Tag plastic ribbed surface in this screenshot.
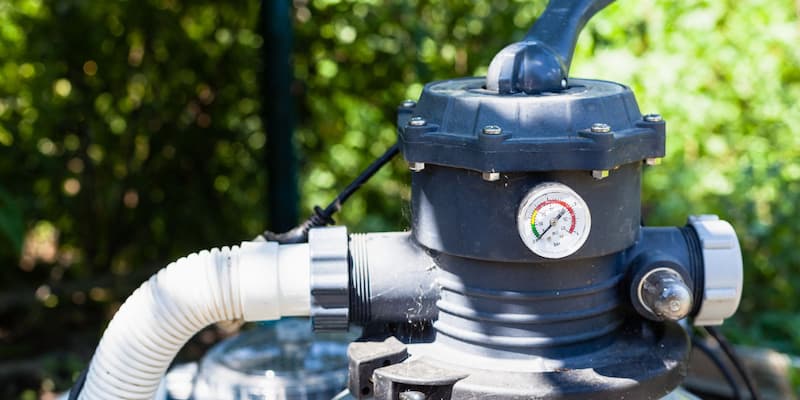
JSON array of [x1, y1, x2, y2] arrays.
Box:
[[79, 245, 273, 400], [349, 233, 371, 323], [680, 226, 705, 316], [432, 253, 624, 358], [309, 227, 350, 331], [687, 215, 743, 326]]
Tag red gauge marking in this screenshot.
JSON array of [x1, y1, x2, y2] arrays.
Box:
[[530, 199, 576, 238]]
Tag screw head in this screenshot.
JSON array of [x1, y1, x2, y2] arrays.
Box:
[[401, 99, 417, 108], [590, 123, 611, 133], [482, 171, 500, 181], [408, 162, 425, 172], [408, 116, 426, 127], [643, 113, 663, 123], [592, 170, 610, 180], [482, 125, 502, 135]]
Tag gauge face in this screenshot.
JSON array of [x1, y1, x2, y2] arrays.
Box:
[[517, 183, 591, 259]]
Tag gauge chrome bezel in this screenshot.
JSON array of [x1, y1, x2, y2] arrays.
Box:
[[517, 182, 592, 259]]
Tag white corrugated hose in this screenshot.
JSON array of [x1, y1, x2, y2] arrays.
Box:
[[78, 241, 311, 400]]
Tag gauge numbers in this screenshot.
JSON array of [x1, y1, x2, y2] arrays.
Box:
[[517, 183, 591, 259]]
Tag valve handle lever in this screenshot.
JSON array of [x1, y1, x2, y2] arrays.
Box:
[[486, 0, 614, 94]]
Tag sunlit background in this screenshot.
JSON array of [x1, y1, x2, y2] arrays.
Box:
[[0, 0, 799, 398]]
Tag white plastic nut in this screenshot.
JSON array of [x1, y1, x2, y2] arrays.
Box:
[[688, 215, 743, 326]]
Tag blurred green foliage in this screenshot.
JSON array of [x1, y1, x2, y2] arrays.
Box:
[[0, 0, 799, 397]]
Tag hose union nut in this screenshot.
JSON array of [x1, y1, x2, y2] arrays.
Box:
[[309, 226, 350, 331], [687, 215, 744, 326]]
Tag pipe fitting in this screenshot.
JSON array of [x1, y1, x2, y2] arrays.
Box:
[[309, 226, 350, 331], [625, 230, 698, 323], [348, 232, 438, 325], [626, 219, 742, 326], [686, 215, 743, 326], [76, 241, 311, 400]]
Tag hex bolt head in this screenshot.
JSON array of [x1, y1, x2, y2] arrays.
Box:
[[401, 99, 417, 108], [645, 158, 662, 166], [408, 116, 427, 127], [638, 268, 693, 321], [590, 123, 611, 133], [482, 171, 500, 181], [408, 162, 425, 172], [592, 170, 610, 180], [643, 113, 663, 123], [482, 125, 502, 135]]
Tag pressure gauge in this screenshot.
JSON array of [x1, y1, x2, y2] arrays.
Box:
[[517, 183, 591, 259]]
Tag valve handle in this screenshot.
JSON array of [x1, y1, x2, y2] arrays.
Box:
[[486, 0, 614, 94]]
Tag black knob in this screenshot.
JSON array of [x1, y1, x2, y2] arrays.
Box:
[[486, 0, 614, 94]]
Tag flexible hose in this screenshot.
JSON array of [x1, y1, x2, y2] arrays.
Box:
[[691, 335, 742, 400], [77, 241, 310, 400]]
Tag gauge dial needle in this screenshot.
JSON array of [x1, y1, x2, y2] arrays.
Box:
[[537, 209, 567, 241]]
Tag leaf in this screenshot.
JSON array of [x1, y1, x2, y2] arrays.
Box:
[[0, 186, 24, 255]]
